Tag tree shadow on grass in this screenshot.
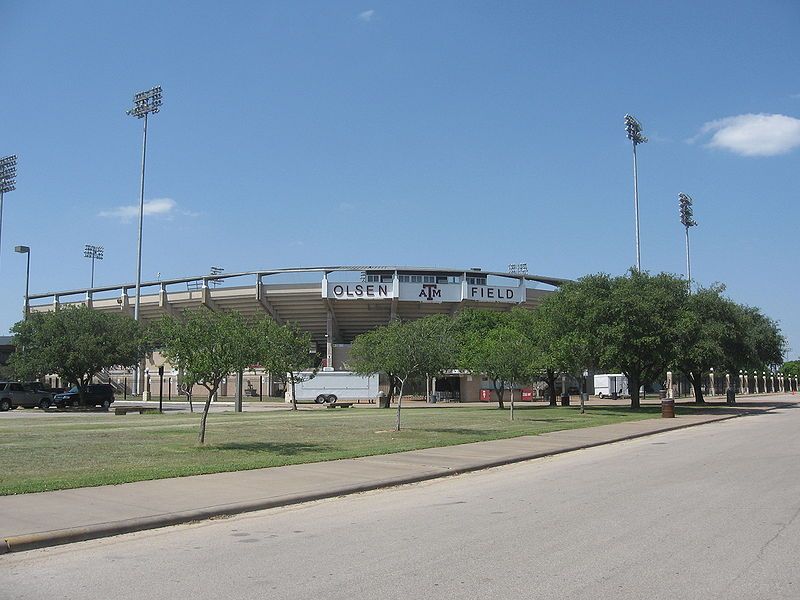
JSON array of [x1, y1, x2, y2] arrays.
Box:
[[421, 428, 496, 436], [205, 442, 331, 455]]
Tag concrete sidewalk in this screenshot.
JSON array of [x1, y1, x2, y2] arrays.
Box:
[[1, 401, 794, 554]]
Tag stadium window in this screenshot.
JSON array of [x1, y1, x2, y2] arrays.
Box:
[[411, 275, 422, 283], [399, 275, 410, 282], [366, 275, 380, 282], [423, 275, 435, 283], [380, 275, 393, 283]]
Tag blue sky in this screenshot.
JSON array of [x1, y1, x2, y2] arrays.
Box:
[[1, 0, 799, 357]]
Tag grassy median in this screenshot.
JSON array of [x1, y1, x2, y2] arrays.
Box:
[[0, 405, 667, 495]]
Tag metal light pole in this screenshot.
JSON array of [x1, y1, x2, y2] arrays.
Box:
[[14, 245, 30, 319], [84, 244, 104, 288], [679, 193, 697, 291], [127, 85, 162, 395], [0, 155, 18, 271], [624, 115, 647, 271]]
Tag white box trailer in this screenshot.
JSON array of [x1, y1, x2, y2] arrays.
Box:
[[593, 374, 629, 398], [286, 371, 380, 404]]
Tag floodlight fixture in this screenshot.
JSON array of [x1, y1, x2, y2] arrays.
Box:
[[624, 114, 647, 145], [508, 263, 528, 276], [624, 115, 647, 271], [209, 266, 225, 287], [84, 244, 105, 287], [679, 193, 697, 227], [0, 154, 19, 270], [126, 86, 163, 119]]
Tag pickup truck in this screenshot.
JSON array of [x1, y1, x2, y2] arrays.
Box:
[[0, 381, 55, 411]]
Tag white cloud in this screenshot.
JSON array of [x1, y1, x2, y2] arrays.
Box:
[[692, 113, 800, 156], [358, 9, 375, 22], [99, 197, 178, 221]]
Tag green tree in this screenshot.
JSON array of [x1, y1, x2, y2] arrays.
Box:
[[155, 309, 256, 444], [553, 271, 688, 409], [781, 360, 800, 379], [738, 305, 786, 370], [350, 315, 456, 430], [511, 302, 590, 406], [254, 319, 316, 411], [672, 286, 746, 403], [9, 306, 150, 406], [456, 309, 513, 409]]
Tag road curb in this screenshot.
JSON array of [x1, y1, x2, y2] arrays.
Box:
[[2, 405, 792, 554]]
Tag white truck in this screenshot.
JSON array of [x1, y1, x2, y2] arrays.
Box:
[[593, 374, 629, 399], [286, 371, 380, 404]]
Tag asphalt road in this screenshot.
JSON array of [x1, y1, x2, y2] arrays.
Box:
[[2, 406, 798, 600]]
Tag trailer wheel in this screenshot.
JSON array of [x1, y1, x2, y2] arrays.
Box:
[[325, 395, 337, 404], [315, 395, 327, 404]]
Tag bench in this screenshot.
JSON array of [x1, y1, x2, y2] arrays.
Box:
[[114, 406, 149, 415], [325, 402, 353, 409]]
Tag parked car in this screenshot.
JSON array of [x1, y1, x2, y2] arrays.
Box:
[[0, 381, 55, 411], [53, 384, 115, 410]]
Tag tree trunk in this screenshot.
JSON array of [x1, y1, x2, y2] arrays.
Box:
[[290, 376, 298, 411], [546, 371, 558, 406], [628, 372, 641, 409], [187, 391, 193, 413], [510, 387, 514, 421], [198, 387, 215, 445], [395, 379, 405, 431], [690, 373, 705, 404], [78, 379, 88, 407], [493, 378, 505, 409]]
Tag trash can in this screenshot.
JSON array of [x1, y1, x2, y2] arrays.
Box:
[[376, 391, 390, 409], [726, 387, 736, 405], [661, 389, 675, 418], [560, 393, 570, 406]]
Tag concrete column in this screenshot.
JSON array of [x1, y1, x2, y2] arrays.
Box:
[[754, 373, 760, 394], [709, 369, 715, 396], [725, 373, 731, 392], [762, 373, 767, 394], [326, 309, 334, 369]]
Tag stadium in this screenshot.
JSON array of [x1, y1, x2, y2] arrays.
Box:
[[28, 265, 568, 402]]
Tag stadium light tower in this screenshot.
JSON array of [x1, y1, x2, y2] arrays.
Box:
[[624, 115, 647, 271], [84, 244, 105, 288], [127, 85, 162, 396], [679, 193, 697, 291], [0, 154, 18, 270]]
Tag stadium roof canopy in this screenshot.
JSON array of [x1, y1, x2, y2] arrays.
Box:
[[29, 265, 569, 344]]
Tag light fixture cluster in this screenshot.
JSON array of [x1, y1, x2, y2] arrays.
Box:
[[0, 154, 17, 193], [508, 263, 528, 275], [84, 244, 105, 260], [126, 86, 163, 119], [679, 193, 697, 228], [624, 114, 647, 145]]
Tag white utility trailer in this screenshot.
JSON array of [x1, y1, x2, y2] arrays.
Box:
[[593, 374, 629, 398], [286, 371, 380, 404]]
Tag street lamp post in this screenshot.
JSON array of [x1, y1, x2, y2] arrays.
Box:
[[83, 244, 104, 288], [14, 245, 30, 319], [127, 85, 163, 395], [624, 115, 647, 271], [679, 193, 697, 291], [0, 155, 18, 270]]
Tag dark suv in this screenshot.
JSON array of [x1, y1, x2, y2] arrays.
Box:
[[53, 384, 115, 410]]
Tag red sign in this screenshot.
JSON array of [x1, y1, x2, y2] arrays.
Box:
[[480, 389, 492, 402], [521, 389, 533, 401]]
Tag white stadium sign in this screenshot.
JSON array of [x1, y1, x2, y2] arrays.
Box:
[[324, 281, 523, 304]]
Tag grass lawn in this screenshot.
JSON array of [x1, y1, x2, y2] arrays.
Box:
[[0, 405, 673, 495]]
